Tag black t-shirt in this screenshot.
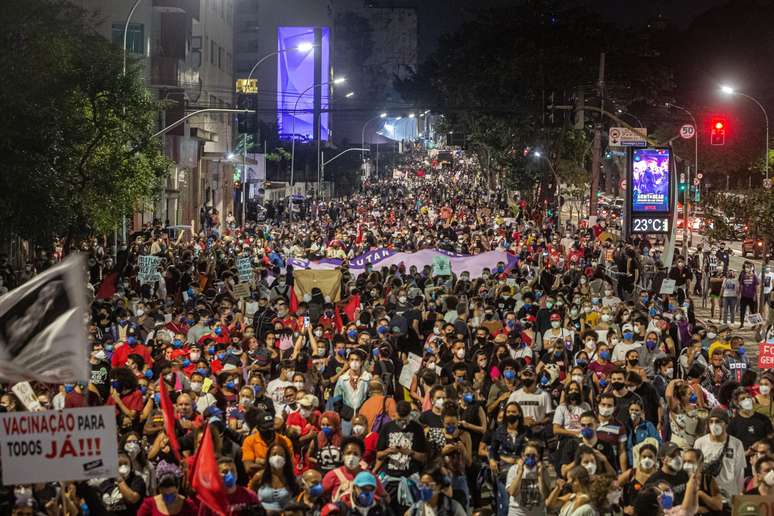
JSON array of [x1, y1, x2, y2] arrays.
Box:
[[376, 420, 428, 477], [90, 360, 111, 401], [323, 356, 347, 381], [98, 474, 146, 515], [728, 413, 774, 449], [645, 469, 689, 504], [612, 390, 643, 424], [558, 438, 619, 473]]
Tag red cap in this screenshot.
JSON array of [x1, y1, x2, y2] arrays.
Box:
[[321, 503, 341, 516]]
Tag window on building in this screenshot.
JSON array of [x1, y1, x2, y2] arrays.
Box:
[[211, 41, 217, 65], [111, 23, 144, 55]]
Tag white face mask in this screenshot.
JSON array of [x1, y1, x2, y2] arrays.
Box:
[[683, 462, 697, 475], [607, 489, 623, 506], [709, 423, 724, 436], [551, 321, 561, 329], [599, 406, 614, 417], [665, 368, 674, 379], [268, 455, 286, 469], [434, 398, 446, 410], [601, 314, 611, 322], [398, 296, 407, 304], [300, 408, 312, 418], [190, 352, 201, 362], [94, 350, 107, 361], [349, 361, 361, 371], [583, 462, 597, 475], [761, 385, 772, 395], [294, 381, 305, 391], [764, 469, 774, 487], [240, 397, 253, 407], [740, 398, 754, 411], [343, 454, 361, 470], [190, 382, 202, 393], [314, 330, 324, 338], [352, 424, 366, 436], [670, 456, 684, 471], [455, 349, 465, 359], [571, 375, 584, 384], [639, 457, 655, 470], [118, 464, 131, 478]]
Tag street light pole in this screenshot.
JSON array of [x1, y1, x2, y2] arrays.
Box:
[[666, 102, 698, 256], [361, 113, 387, 178], [320, 148, 369, 204], [533, 151, 561, 226]]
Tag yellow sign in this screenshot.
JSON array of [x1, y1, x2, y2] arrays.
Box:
[[236, 78, 257, 94]]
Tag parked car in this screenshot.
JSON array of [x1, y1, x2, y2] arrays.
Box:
[[742, 237, 770, 258]]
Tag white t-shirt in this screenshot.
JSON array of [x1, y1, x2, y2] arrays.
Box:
[[506, 464, 547, 516], [611, 341, 642, 364], [508, 388, 553, 424], [542, 328, 574, 348], [552, 402, 591, 432], [265, 378, 294, 413], [694, 433, 745, 500]]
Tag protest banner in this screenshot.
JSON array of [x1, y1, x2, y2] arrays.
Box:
[[237, 257, 253, 283], [745, 313, 764, 326], [293, 269, 342, 302], [138, 255, 161, 285], [0, 406, 118, 485], [0, 255, 90, 384], [659, 279, 676, 295], [758, 341, 774, 369]]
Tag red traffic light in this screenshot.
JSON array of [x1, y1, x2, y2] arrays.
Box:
[[710, 116, 726, 145]]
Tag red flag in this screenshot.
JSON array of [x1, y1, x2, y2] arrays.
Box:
[[389, 210, 396, 224], [356, 224, 363, 245], [289, 285, 299, 313], [191, 424, 229, 516], [334, 306, 343, 332], [158, 379, 182, 462], [343, 294, 361, 323], [95, 272, 117, 299]]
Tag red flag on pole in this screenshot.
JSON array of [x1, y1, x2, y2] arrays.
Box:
[[158, 379, 182, 462], [191, 424, 229, 516], [356, 224, 363, 245], [334, 306, 343, 332], [343, 294, 361, 323], [289, 285, 299, 313]]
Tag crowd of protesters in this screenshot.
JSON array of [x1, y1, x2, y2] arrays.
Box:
[[1, 151, 774, 516]]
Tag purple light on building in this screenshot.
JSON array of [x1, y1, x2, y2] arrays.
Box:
[[277, 26, 330, 141]]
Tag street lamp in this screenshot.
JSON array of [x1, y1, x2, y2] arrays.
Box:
[[720, 84, 769, 180], [361, 112, 389, 165], [289, 77, 346, 196], [345, 91, 355, 98], [615, 108, 643, 128], [532, 150, 562, 224], [408, 113, 416, 118]]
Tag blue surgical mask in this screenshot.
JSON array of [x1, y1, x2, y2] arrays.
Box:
[[503, 370, 516, 381], [581, 427, 594, 440], [162, 493, 177, 505], [309, 482, 324, 497], [357, 490, 374, 507], [419, 485, 434, 502], [223, 471, 236, 488], [463, 393, 474, 404]]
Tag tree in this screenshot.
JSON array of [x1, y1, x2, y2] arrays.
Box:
[[0, 0, 169, 246]]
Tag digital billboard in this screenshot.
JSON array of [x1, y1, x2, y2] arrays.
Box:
[[631, 147, 670, 213], [277, 26, 330, 141]]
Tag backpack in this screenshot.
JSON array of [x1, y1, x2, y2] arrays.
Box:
[[331, 468, 353, 503], [371, 395, 392, 433]]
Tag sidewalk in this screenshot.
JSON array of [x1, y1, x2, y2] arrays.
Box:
[[692, 298, 762, 370]]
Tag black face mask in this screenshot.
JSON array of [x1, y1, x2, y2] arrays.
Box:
[[505, 414, 520, 425], [611, 382, 625, 391], [567, 392, 581, 404], [521, 377, 535, 387], [628, 359, 639, 366], [259, 428, 275, 441]]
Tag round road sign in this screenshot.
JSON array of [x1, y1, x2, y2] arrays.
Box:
[[697, 173, 703, 179], [680, 124, 696, 139], [693, 178, 700, 186], [619, 179, 626, 190], [764, 178, 772, 190]]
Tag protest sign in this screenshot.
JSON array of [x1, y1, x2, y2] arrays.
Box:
[[0, 255, 90, 384], [745, 313, 764, 326], [237, 257, 253, 283], [232, 283, 250, 299], [0, 406, 118, 485], [138, 255, 161, 285], [432, 255, 452, 276], [758, 341, 774, 369], [659, 279, 676, 295], [11, 381, 43, 412], [398, 353, 423, 389]]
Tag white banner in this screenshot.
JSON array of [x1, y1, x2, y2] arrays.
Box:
[[0, 255, 89, 384], [0, 406, 119, 485], [237, 257, 253, 283], [138, 255, 161, 285]]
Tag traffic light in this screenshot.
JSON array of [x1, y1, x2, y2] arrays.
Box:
[[679, 182, 687, 192], [710, 117, 726, 145]]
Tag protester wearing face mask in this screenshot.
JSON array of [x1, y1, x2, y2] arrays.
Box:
[[746, 455, 774, 496], [680, 448, 724, 515], [553, 381, 591, 439], [631, 474, 700, 516], [306, 411, 344, 475], [242, 409, 295, 476], [504, 441, 553, 516], [332, 348, 372, 415], [618, 443, 658, 512], [546, 465, 596, 516], [252, 443, 298, 513], [694, 407, 745, 501], [489, 402, 527, 516], [644, 443, 690, 505], [332, 471, 391, 515], [754, 372, 774, 419], [406, 469, 467, 516], [199, 457, 259, 515], [507, 366, 553, 435], [728, 388, 773, 449], [137, 461, 196, 515], [357, 379, 398, 435], [666, 382, 701, 449], [323, 437, 385, 503]]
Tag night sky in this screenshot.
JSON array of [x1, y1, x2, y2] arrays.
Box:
[[417, 0, 729, 59]]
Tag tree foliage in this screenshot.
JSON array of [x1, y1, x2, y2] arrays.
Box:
[[0, 0, 169, 245], [702, 190, 774, 246]]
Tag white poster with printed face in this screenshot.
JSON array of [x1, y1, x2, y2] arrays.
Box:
[[0, 406, 118, 485]]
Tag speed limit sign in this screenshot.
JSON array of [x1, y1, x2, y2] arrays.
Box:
[[680, 124, 696, 139]]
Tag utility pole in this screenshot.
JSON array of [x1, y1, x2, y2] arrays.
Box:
[[589, 52, 605, 217]]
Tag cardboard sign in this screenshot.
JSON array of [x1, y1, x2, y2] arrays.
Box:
[[659, 279, 676, 295], [758, 341, 774, 369], [0, 406, 118, 485], [11, 382, 42, 412], [138, 255, 161, 285], [432, 255, 452, 276], [237, 257, 253, 283], [745, 313, 764, 326], [232, 282, 250, 299]]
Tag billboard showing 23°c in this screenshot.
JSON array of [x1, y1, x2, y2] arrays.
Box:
[[631, 147, 671, 213]]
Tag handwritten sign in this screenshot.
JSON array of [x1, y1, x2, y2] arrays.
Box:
[[138, 255, 161, 285], [659, 279, 676, 295], [233, 282, 250, 299], [746, 313, 764, 326], [0, 406, 118, 485], [237, 257, 253, 283], [759, 342, 774, 369], [432, 255, 452, 277]]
